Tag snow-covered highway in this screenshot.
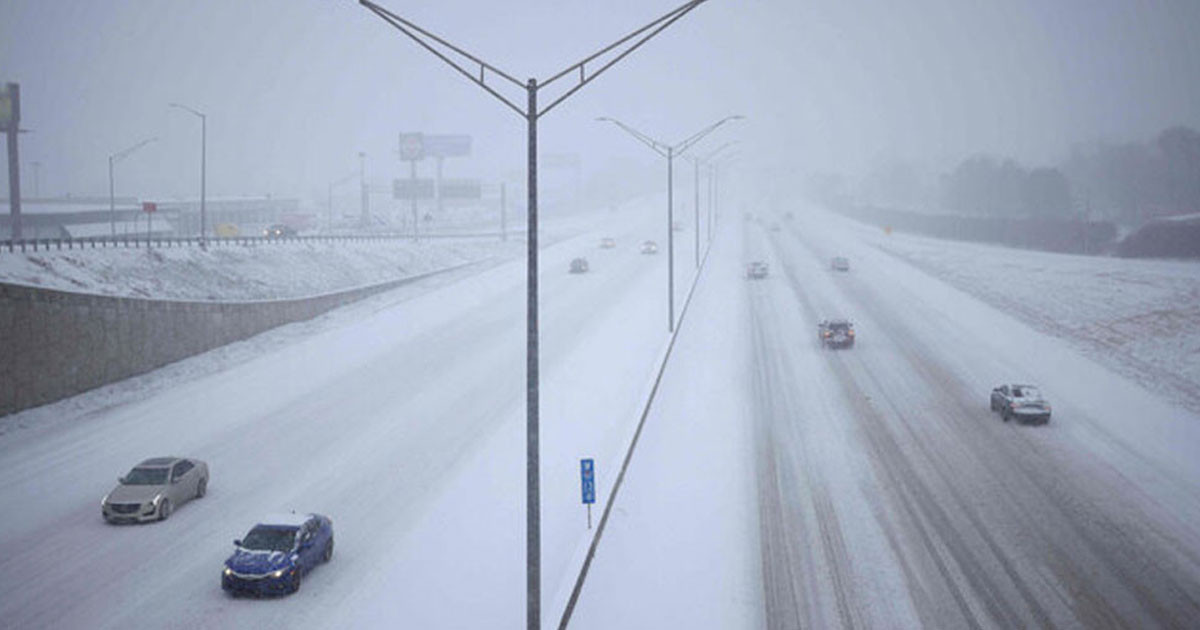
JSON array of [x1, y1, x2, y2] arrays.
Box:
[[3, 198, 1200, 629], [0, 201, 695, 628], [745, 211, 1200, 628]]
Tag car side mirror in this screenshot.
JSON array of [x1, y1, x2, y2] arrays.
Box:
[[233, 539, 242, 547], [118, 476, 126, 485]]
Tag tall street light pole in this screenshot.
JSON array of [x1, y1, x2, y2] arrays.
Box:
[[168, 103, 207, 246], [357, 2, 713, 628], [688, 140, 736, 267], [596, 115, 743, 331], [108, 137, 157, 238]]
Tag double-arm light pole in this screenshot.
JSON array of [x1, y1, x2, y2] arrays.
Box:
[[356, 2, 712, 628], [596, 115, 742, 331], [168, 103, 207, 245], [689, 140, 736, 267], [108, 138, 157, 238]]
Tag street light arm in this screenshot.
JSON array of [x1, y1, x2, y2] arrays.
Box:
[[673, 115, 743, 156], [168, 102, 205, 119], [697, 140, 738, 164], [111, 137, 158, 163], [359, 0, 526, 117], [536, 0, 709, 118], [596, 117, 669, 158]]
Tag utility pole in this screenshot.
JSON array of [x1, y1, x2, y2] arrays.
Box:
[[2, 83, 21, 239], [357, 2, 713, 627], [169, 103, 207, 246], [688, 141, 735, 267], [667, 145, 675, 327], [109, 137, 157, 239], [596, 114, 743, 331]]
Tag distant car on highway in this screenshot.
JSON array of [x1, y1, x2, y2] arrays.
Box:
[[599, 237, 616, 249], [990, 384, 1051, 425], [818, 319, 856, 349], [640, 241, 658, 255], [101, 457, 209, 523], [569, 257, 589, 273], [746, 262, 769, 279], [222, 513, 334, 596], [831, 256, 850, 271], [263, 224, 297, 238]]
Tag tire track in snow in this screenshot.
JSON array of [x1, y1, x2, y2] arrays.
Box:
[[777, 216, 1200, 629]]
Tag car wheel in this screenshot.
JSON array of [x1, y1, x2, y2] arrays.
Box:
[[323, 538, 334, 563], [159, 498, 172, 521], [196, 477, 207, 499], [290, 569, 302, 594], [1002, 409, 1010, 423]]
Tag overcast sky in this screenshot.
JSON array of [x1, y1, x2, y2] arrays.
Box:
[[2, 0, 1198, 205]]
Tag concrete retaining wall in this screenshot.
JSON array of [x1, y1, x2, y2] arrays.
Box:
[[0, 264, 469, 417]]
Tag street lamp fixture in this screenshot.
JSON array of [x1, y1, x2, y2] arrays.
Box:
[[356, 2, 713, 628], [168, 102, 207, 245], [109, 137, 157, 238], [596, 114, 743, 330]]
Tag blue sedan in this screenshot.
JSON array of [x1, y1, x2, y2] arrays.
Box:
[[222, 513, 334, 596]]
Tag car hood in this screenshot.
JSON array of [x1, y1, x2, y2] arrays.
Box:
[[106, 484, 165, 503], [225, 548, 296, 574]]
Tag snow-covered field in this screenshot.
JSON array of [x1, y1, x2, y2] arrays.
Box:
[[0, 212, 605, 301], [835, 214, 1200, 414]]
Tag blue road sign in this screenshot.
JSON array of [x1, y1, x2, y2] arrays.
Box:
[[580, 459, 595, 505]]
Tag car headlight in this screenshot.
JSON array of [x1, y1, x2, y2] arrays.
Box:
[[271, 569, 286, 578], [101, 494, 110, 508], [224, 568, 233, 577]]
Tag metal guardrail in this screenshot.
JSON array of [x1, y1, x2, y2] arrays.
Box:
[[0, 230, 520, 253]]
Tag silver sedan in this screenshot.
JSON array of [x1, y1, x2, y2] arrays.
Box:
[[101, 457, 209, 523]]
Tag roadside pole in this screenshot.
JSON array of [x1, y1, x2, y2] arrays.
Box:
[[3, 83, 22, 240]]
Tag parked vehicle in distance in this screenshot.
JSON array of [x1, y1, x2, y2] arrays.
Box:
[[818, 319, 856, 349], [222, 513, 334, 596], [569, 257, 589, 273], [640, 241, 659, 255], [831, 256, 850, 271], [263, 224, 297, 238], [101, 457, 209, 523], [599, 237, 616, 249], [746, 261, 769, 279], [990, 384, 1051, 425]]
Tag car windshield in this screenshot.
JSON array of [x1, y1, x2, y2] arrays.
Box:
[[829, 322, 851, 331], [241, 527, 297, 552], [123, 467, 168, 485]]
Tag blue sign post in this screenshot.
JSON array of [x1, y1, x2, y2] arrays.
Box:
[[580, 458, 595, 529]]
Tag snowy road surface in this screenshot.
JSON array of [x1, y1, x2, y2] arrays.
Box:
[[3, 196, 1200, 629], [0, 201, 695, 628], [745, 212, 1200, 628]]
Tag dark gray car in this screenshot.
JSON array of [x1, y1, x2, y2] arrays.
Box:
[[101, 457, 209, 523]]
